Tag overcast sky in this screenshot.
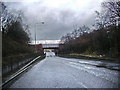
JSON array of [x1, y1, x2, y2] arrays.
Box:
[[5, 0, 104, 40]]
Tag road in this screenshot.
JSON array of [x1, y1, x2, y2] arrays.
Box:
[[10, 52, 119, 88]]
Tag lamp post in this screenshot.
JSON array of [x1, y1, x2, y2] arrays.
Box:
[[34, 24, 37, 52], [34, 21, 44, 53]]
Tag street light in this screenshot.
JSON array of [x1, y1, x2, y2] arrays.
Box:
[[35, 21, 44, 53]]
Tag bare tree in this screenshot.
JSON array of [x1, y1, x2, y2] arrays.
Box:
[[0, 2, 27, 33], [95, 0, 120, 29]]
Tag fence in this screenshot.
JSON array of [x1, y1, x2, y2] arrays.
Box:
[[2, 53, 41, 76]]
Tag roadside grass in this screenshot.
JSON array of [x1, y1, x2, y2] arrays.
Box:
[[58, 53, 119, 63], [58, 53, 120, 71], [70, 53, 101, 58]]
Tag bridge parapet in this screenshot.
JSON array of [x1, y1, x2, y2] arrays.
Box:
[[42, 44, 59, 49]]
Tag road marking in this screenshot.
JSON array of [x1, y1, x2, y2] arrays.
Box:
[[66, 73, 88, 88], [66, 63, 118, 84], [74, 78, 88, 88], [68, 61, 118, 76]]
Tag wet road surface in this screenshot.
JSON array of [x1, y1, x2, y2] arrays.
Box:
[[10, 52, 119, 88]]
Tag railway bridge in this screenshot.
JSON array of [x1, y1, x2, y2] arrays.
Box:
[[29, 40, 61, 52]]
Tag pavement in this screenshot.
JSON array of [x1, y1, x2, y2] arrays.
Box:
[[10, 52, 120, 88]]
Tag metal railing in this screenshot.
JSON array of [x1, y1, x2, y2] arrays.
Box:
[[2, 53, 41, 76]]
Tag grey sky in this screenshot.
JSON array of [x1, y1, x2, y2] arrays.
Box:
[[5, 0, 104, 40]]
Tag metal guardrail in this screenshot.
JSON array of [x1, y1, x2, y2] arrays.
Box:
[[1, 56, 41, 88], [2, 53, 41, 76]]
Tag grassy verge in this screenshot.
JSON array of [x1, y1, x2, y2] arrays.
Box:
[[58, 53, 120, 71], [58, 53, 119, 63]]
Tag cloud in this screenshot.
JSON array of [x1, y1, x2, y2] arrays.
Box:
[[5, 0, 104, 40]]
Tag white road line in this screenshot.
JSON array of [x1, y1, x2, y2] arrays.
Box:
[[68, 61, 118, 75], [67, 73, 88, 88], [66, 63, 118, 84]]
